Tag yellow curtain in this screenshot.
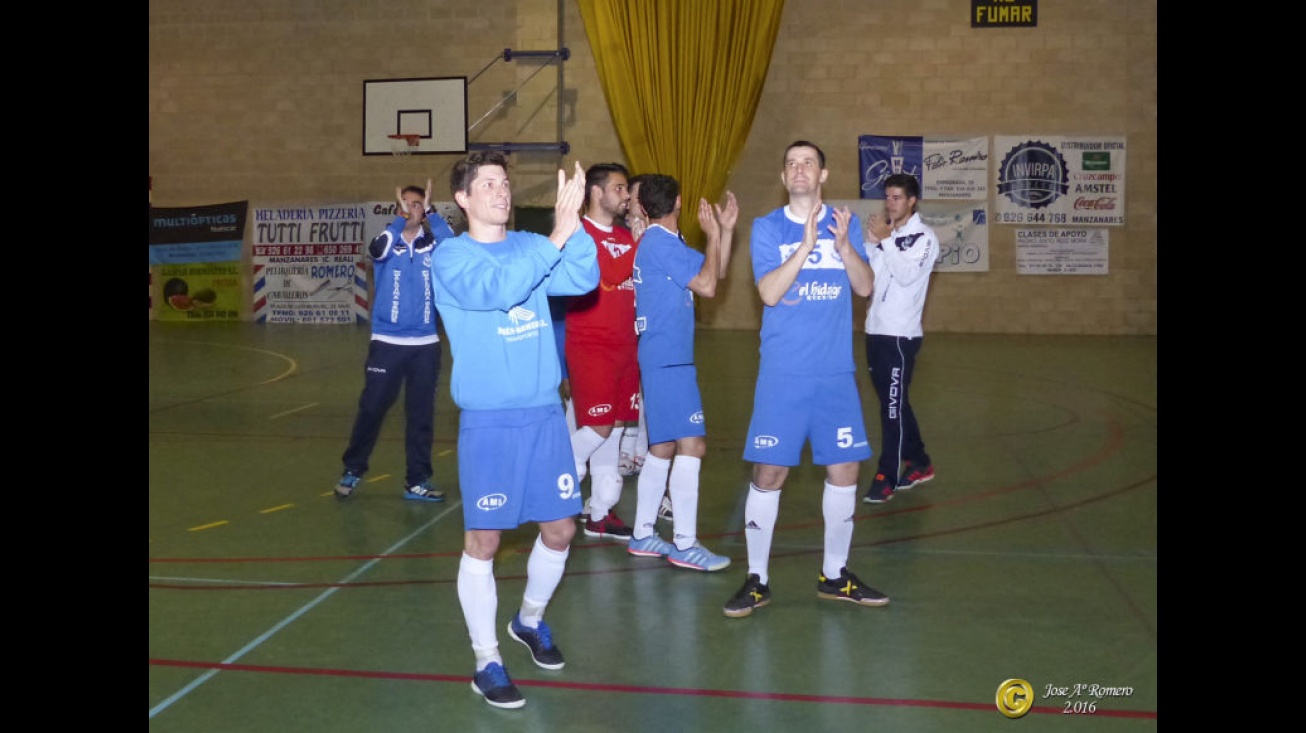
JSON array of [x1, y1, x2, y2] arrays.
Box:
[[577, 0, 784, 248]]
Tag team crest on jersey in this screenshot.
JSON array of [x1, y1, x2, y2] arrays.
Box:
[[604, 242, 632, 258], [508, 305, 536, 325]]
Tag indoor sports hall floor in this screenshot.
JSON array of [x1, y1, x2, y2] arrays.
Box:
[[148, 321, 1157, 731]]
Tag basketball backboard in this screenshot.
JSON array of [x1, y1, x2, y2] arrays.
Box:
[[363, 77, 467, 155]]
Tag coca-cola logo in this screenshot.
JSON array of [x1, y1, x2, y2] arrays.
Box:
[[1074, 197, 1116, 210]]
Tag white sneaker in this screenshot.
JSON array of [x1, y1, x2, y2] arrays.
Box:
[[657, 495, 674, 522], [618, 452, 645, 476]]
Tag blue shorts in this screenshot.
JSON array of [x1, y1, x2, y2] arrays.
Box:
[[639, 363, 705, 445], [743, 371, 872, 466], [457, 403, 583, 530]]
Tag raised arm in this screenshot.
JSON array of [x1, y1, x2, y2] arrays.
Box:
[[549, 161, 586, 250], [686, 192, 736, 298], [866, 212, 936, 286], [713, 191, 738, 279], [756, 201, 821, 306]]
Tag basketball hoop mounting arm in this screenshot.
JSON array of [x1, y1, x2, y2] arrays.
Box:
[[466, 47, 570, 155]]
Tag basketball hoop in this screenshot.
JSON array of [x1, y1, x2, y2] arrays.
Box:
[[387, 134, 421, 157]]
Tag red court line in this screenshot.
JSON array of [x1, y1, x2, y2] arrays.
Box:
[[149, 658, 1156, 720]]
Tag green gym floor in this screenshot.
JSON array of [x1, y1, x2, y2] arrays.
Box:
[[148, 322, 1157, 731]]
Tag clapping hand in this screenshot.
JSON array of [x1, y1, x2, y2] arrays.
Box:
[[829, 206, 852, 249], [550, 161, 586, 247], [715, 191, 738, 231]]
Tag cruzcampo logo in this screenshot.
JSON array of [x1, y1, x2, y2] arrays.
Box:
[[996, 678, 1034, 719], [1082, 151, 1111, 171]]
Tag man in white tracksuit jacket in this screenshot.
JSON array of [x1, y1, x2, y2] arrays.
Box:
[[862, 173, 939, 504]]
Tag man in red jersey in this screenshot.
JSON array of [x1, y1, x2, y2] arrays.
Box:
[[568, 163, 641, 541]]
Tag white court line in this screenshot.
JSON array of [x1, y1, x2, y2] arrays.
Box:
[[149, 576, 304, 586], [269, 402, 318, 420], [149, 501, 462, 720]]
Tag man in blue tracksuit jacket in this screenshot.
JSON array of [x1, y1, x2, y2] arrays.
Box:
[[336, 183, 455, 502]]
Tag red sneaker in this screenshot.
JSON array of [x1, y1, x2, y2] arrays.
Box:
[[898, 463, 935, 491], [583, 510, 633, 540]]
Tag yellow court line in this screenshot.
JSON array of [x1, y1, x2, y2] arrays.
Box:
[[260, 504, 294, 514], [153, 338, 298, 384], [188, 520, 230, 532]]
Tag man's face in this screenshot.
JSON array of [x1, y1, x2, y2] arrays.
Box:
[[781, 146, 827, 194], [884, 186, 915, 224], [457, 165, 511, 227], [401, 192, 425, 221], [596, 173, 630, 219]]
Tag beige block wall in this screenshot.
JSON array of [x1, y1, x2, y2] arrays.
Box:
[[149, 0, 1157, 335]]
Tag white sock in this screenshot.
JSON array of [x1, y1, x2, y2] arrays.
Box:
[[564, 396, 577, 434], [744, 483, 781, 585], [821, 481, 857, 579], [619, 425, 638, 458], [635, 401, 649, 454], [588, 431, 624, 518], [669, 455, 701, 550], [521, 535, 568, 625], [458, 553, 500, 670], [633, 454, 671, 540], [570, 426, 605, 480], [590, 471, 624, 521]]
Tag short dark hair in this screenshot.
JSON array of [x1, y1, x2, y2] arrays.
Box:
[[450, 151, 510, 199], [637, 174, 679, 219], [884, 172, 920, 201], [784, 140, 826, 169], [584, 163, 629, 208], [400, 184, 425, 199]]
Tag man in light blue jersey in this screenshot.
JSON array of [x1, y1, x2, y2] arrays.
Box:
[[724, 141, 888, 618], [432, 152, 598, 710]]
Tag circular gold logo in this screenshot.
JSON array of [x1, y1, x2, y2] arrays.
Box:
[[996, 678, 1034, 719]]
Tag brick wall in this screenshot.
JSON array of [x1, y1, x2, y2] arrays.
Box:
[[149, 0, 1157, 335]]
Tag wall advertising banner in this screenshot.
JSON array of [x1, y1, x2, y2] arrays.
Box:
[[250, 200, 465, 325], [1016, 228, 1109, 275], [156, 263, 243, 322], [859, 135, 923, 199], [148, 201, 247, 265], [149, 201, 247, 322], [859, 135, 989, 200], [993, 136, 1126, 226], [251, 205, 368, 324]]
